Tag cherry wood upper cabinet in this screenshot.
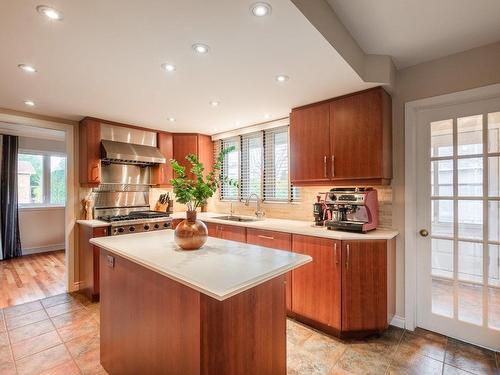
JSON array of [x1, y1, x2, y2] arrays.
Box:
[[291, 235, 341, 330], [341, 240, 388, 332], [330, 88, 392, 183], [290, 87, 392, 186], [79, 118, 101, 186], [290, 103, 331, 184], [152, 132, 173, 186], [173, 134, 213, 180]]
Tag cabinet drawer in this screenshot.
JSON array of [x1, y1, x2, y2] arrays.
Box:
[[92, 227, 109, 237], [206, 222, 218, 237], [246, 229, 291, 251], [217, 224, 246, 242]]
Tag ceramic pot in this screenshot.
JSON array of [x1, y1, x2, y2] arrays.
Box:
[[174, 210, 208, 250]]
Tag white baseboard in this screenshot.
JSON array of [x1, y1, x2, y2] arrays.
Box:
[[390, 315, 406, 329], [22, 244, 65, 255]]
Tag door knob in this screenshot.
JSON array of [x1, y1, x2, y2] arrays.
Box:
[[419, 229, 429, 237]]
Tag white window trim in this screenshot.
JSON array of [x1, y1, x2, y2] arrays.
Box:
[[18, 150, 67, 208]]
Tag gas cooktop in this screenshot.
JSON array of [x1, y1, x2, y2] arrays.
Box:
[[98, 211, 170, 223]]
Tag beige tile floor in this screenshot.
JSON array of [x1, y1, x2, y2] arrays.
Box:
[[0, 293, 498, 375]]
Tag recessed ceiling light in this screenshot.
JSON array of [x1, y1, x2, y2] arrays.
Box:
[[264, 114, 270, 119], [213, 127, 218, 132], [209, 100, 220, 107], [250, 2, 272, 17], [235, 121, 242, 126], [161, 63, 176, 72], [167, 117, 176, 122], [24, 100, 35, 107], [192, 43, 210, 54], [36, 5, 63, 20], [18, 64, 37, 73], [275, 74, 289, 83]]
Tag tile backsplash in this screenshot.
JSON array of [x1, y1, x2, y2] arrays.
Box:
[[82, 185, 392, 229], [207, 185, 393, 228]]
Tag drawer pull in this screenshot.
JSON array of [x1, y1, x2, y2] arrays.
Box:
[[323, 156, 327, 177], [334, 243, 339, 265], [257, 235, 274, 240]]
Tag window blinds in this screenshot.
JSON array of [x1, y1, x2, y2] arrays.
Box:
[[218, 126, 300, 202], [219, 137, 239, 200]]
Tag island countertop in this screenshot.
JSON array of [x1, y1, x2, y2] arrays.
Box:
[[90, 230, 311, 301]]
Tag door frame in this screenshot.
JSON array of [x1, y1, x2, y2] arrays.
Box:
[[404, 83, 500, 331], [0, 111, 78, 293]]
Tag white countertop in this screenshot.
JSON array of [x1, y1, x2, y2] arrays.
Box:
[[90, 231, 311, 301], [172, 212, 399, 240], [77, 219, 110, 228]]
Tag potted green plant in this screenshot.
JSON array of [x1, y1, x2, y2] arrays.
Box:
[[170, 147, 237, 250]]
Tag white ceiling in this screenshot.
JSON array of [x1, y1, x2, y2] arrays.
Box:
[[327, 0, 500, 69], [0, 0, 374, 134]]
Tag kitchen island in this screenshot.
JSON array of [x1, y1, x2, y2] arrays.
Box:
[[90, 230, 311, 375]]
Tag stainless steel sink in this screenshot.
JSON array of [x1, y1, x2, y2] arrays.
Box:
[[214, 215, 261, 222]]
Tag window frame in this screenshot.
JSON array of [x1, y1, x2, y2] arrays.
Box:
[[18, 149, 67, 208], [219, 126, 299, 203]]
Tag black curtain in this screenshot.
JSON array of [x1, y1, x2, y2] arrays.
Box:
[[0, 135, 22, 260]]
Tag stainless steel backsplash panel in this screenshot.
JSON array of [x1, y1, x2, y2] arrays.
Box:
[[93, 191, 149, 209], [101, 163, 151, 185]]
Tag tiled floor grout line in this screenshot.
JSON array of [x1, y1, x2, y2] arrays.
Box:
[[383, 328, 406, 374], [43, 300, 85, 375], [3, 297, 88, 375], [3, 310, 19, 375]]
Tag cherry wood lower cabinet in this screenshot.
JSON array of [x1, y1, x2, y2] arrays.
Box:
[[291, 235, 341, 332], [99, 250, 286, 375], [78, 225, 109, 301], [291, 235, 395, 338], [246, 229, 293, 312], [341, 240, 391, 333]]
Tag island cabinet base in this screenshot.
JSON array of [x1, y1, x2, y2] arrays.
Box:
[[99, 250, 286, 375]]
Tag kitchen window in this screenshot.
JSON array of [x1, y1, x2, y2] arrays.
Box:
[[18, 152, 67, 207], [219, 126, 299, 202]]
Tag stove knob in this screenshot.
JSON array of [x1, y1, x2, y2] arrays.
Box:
[[129, 226, 136, 232], [163, 222, 170, 228], [117, 227, 125, 233], [154, 223, 160, 229], [144, 224, 150, 231]]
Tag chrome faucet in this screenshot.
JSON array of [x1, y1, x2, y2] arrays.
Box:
[[245, 193, 265, 219], [229, 202, 234, 217]]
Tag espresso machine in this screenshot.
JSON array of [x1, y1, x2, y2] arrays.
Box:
[[314, 188, 379, 233]]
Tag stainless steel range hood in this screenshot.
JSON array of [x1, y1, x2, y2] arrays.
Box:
[[101, 139, 166, 165]]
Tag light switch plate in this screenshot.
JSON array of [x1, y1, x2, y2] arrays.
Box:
[[106, 255, 115, 268]]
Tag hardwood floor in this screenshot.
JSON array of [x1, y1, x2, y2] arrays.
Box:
[[0, 251, 66, 309]]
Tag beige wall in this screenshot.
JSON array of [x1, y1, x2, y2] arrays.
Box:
[[392, 41, 500, 318], [19, 207, 65, 254]]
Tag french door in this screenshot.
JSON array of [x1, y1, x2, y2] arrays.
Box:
[[416, 96, 500, 350]]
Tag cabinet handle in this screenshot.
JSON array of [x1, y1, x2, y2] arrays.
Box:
[[334, 243, 339, 265], [346, 244, 350, 269], [331, 155, 335, 177], [257, 235, 274, 240], [323, 156, 327, 177], [91, 165, 99, 181]]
